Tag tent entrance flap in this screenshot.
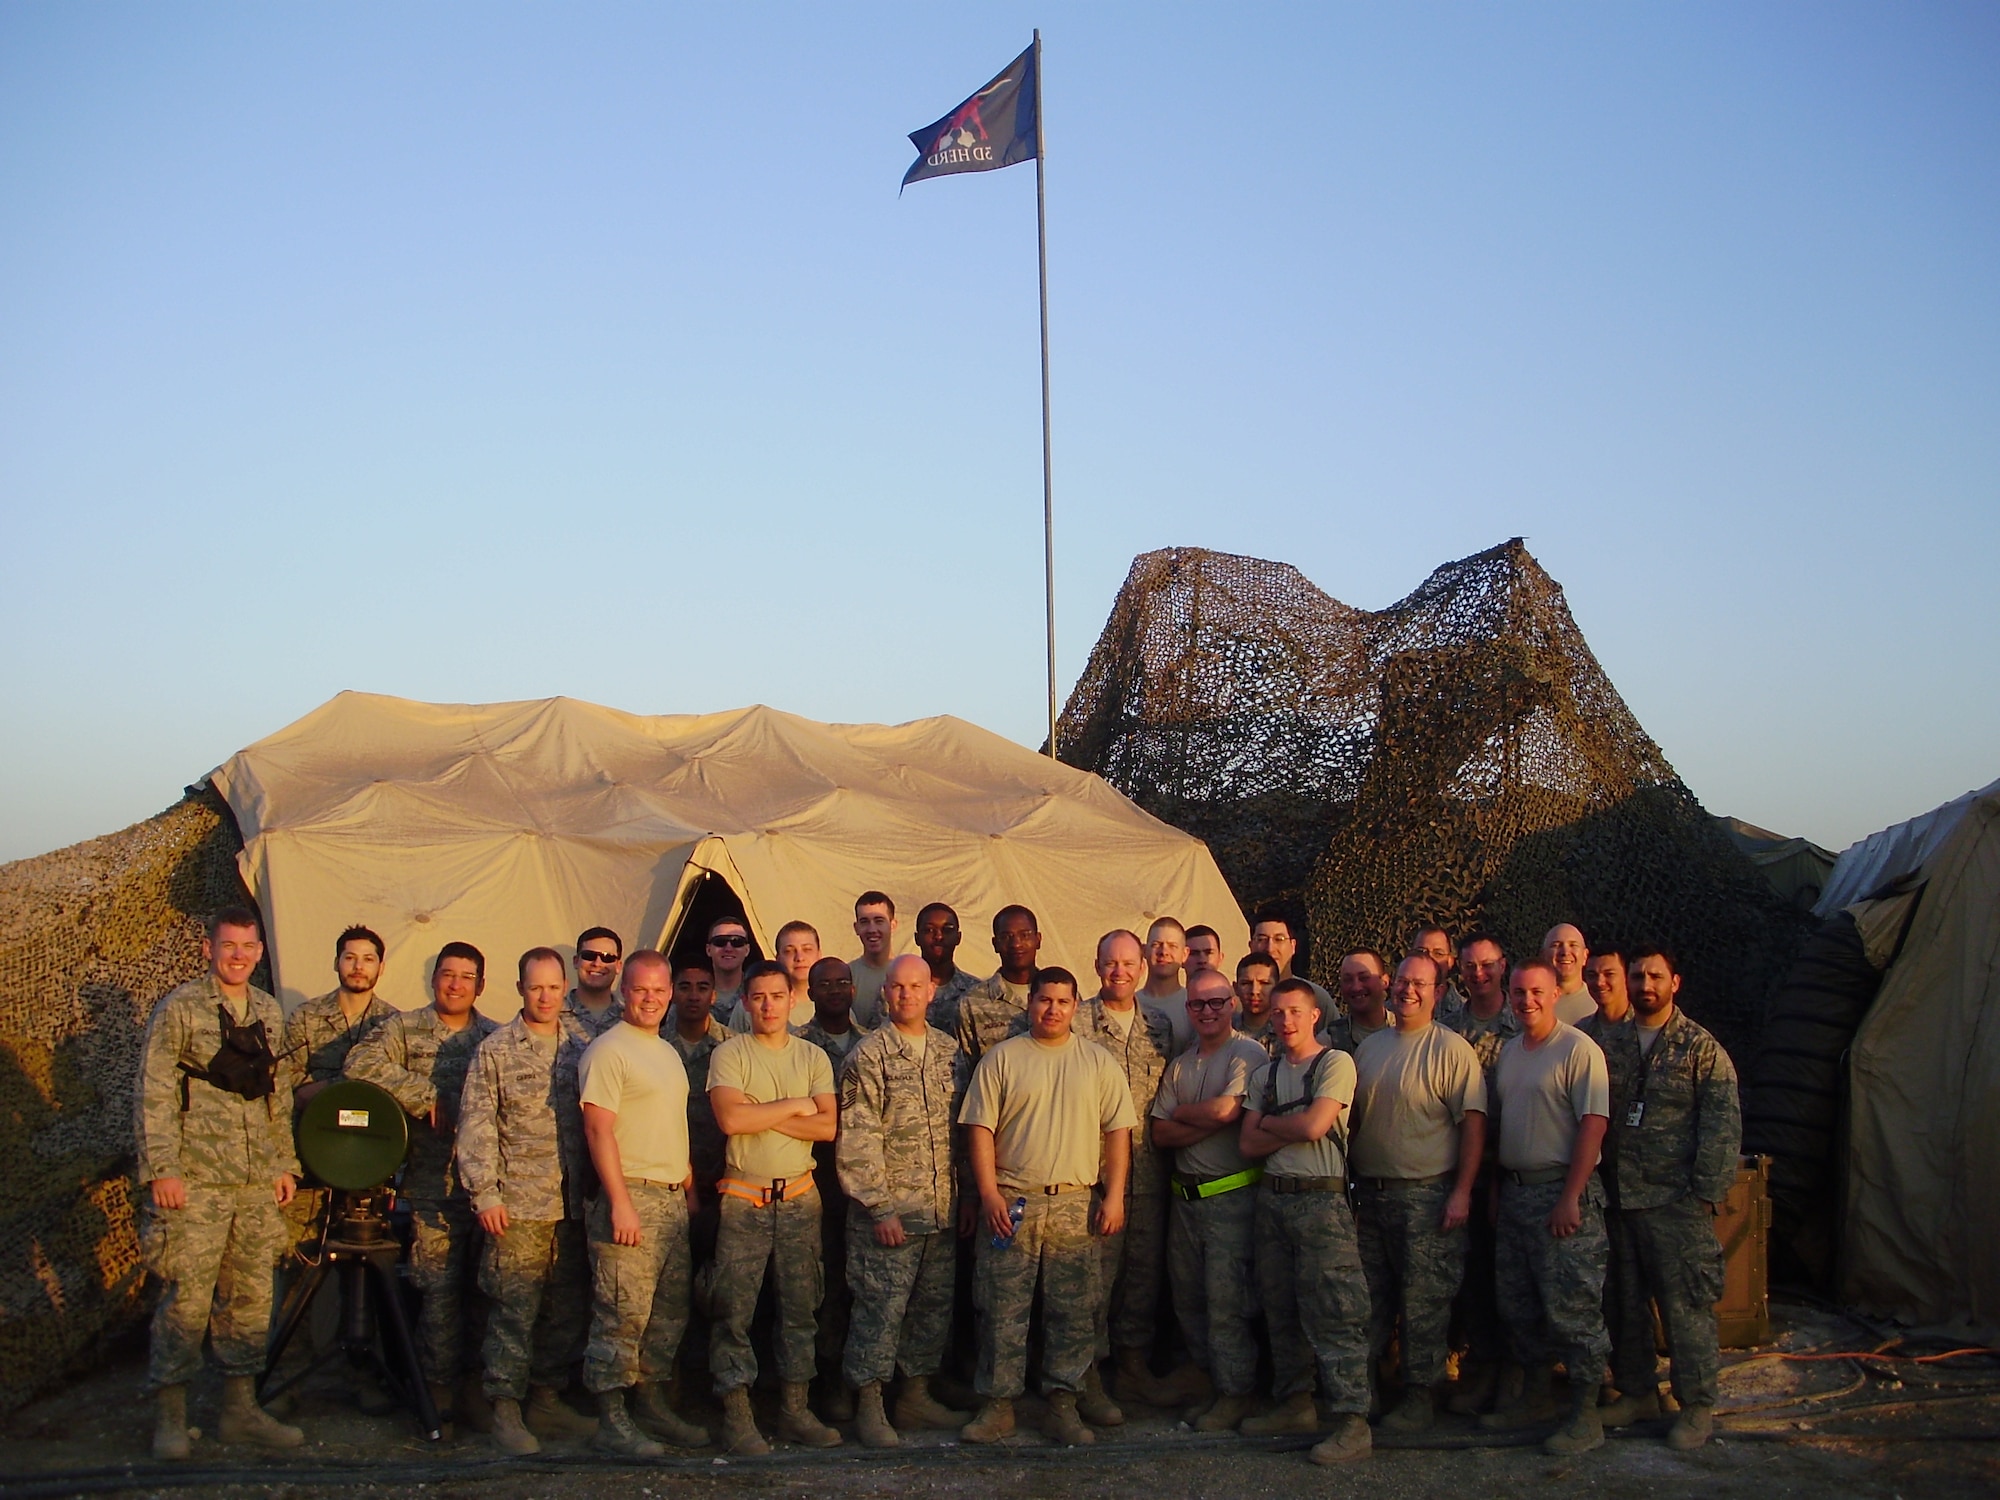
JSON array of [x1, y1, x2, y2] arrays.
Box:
[[666, 870, 763, 975], [653, 836, 767, 970]]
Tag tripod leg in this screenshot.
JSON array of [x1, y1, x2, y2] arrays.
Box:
[[259, 1256, 330, 1403], [369, 1254, 443, 1440]]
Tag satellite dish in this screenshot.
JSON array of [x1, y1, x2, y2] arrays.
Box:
[[296, 1079, 409, 1191]]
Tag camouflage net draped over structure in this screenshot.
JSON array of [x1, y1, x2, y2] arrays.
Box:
[[1057, 540, 1807, 1057], [0, 788, 254, 1412]]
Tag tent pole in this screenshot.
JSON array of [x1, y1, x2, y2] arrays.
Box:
[[1035, 28, 1057, 760]]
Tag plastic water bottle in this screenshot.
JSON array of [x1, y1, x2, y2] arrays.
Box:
[[990, 1195, 1026, 1248]]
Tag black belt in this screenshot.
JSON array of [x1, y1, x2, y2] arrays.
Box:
[[1356, 1171, 1454, 1190], [1267, 1175, 1346, 1195], [1502, 1166, 1569, 1187]]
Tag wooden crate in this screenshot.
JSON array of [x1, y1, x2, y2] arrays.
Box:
[[1714, 1154, 1773, 1347]]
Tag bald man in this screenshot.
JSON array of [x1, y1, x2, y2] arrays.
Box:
[[1541, 925, 1596, 1026]]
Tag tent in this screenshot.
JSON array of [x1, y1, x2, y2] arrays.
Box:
[[1716, 815, 1837, 911], [1828, 778, 2000, 1336], [209, 692, 1247, 1014]]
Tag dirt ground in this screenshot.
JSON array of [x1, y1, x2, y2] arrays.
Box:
[[4, 1302, 1996, 1500]]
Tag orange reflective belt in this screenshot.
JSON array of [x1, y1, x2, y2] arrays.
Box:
[[716, 1175, 815, 1207]]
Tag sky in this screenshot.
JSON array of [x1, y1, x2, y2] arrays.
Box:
[[2, 2, 1995, 864]]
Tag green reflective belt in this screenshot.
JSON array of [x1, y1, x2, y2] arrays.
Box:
[[1173, 1167, 1264, 1201]]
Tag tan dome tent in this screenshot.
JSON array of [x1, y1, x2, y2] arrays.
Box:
[[210, 692, 1246, 1014]]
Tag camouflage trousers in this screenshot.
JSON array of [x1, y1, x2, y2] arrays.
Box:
[[1356, 1175, 1468, 1387], [1612, 1196, 1726, 1407], [141, 1182, 286, 1389], [479, 1216, 590, 1399], [1253, 1185, 1371, 1413], [583, 1182, 692, 1394], [1095, 1190, 1167, 1355], [1166, 1185, 1259, 1396], [1494, 1176, 1611, 1379], [707, 1184, 822, 1392], [409, 1199, 484, 1383], [842, 1218, 956, 1388], [976, 1190, 1098, 1399]]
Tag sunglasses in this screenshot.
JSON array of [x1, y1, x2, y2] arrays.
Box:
[[709, 934, 752, 949], [1186, 998, 1232, 1012], [577, 949, 620, 965]]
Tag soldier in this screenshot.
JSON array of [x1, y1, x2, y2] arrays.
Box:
[[135, 905, 302, 1460], [1150, 969, 1269, 1431], [1575, 941, 1632, 1413], [1248, 908, 1334, 1013], [729, 921, 819, 1032], [1595, 946, 1740, 1450], [346, 940, 499, 1436], [707, 960, 840, 1453], [1239, 978, 1372, 1465], [1327, 949, 1394, 1055], [457, 948, 598, 1454], [1184, 924, 1225, 981], [578, 951, 708, 1456], [847, 891, 897, 1028], [1541, 924, 1596, 1025], [1081, 929, 1181, 1414], [666, 956, 731, 1259], [915, 901, 980, 1036], [705, 916, 755, 1027], [1410, 926, 1466, 1029], [1234, 952, 1281, 1055], [959, 966, 1135, 1446], [955, 905, 1041, 1063], [566, 927, 625, 1038], [797, 956, 865, 1421], [1480, 959, 1612, 1456], [1143, 916, 1192, 1052], [1350, 955, 1486, 1433], [1579, 948, 1632, 1036], [837, 955, 969, 1447]]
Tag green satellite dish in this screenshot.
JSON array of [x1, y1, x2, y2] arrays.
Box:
[[296, 1079, 409, 1191]]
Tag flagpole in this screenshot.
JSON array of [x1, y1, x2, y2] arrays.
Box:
[[1034, 28, 1058, 760]]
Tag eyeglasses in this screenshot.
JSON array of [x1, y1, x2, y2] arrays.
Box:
[[709, 934, 751, 949], [1187, 998, 1232, 1012], [577, 949, 620, 965]]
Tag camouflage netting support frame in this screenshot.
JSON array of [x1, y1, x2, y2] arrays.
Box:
[[0, 786, 255, 1413], [1057, 540, 1809, 1058]]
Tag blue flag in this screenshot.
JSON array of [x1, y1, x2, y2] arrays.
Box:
[[902, 44, 1039, 189]]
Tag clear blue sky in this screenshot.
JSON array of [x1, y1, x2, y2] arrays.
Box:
[[3, 3, 1995, 863]]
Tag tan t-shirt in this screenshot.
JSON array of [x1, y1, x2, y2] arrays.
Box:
[[707, 1032, 835, 1181], [1150, 986, 1192, 1053], [578, 1020, 692, 1184], [1492, 1022, 1609, 1172], [849, 956, 889, 1028], [1554, 984, 1596, 1027], [959, 1032, 1138, 1190], [1151, 1034, 1266, 1178], [1349, 1022, 1486, 1179], [1249, 1045, 1356, 1179]]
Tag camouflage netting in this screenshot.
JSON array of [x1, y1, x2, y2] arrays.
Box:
[[1057, 540, 1809, 1058], [0, 786, 255, 1413]]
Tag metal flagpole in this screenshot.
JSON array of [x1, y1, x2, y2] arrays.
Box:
[[1034, 29, 1058, 760]]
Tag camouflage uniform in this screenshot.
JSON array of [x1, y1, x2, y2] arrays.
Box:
[[456, 1014, 593, 1400], [1355, 1175, 1467, 1387], [1236, 1012, 1281, 1059], [667, 1015, 732, 1265], [344, 1005, 499, 1383], [1077, 996, 1174, 1355], [797, 1022, 866, 1389], [836, 1023, 964, 1387], [1443, 1001, 1521, 1367], [277, 989, 394, 1257], [584, 1181, 694, 1393], [709, 1187, 823, 1390], [1578, 1009, 1636, 1392], [922, 965, 981, 1039], [1324, 1013, 1393, 1056], [975, 1191, 1099, 1398], [1494, 1176, 1612, 1380], [136, 976, 297, 1390], [1599, 1009, 1739, 1408], [954, 973, 1030, 1063], [564, 986, 624, 1040]]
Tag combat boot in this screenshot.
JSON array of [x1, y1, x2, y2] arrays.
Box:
[[152, 1384, 192, 1461], [960, 1397, 1014, 1443], [1194, 1392, 1251, 1432], [1078, 1363, 1125, 1427], [1446, 1359, 1498, 1414], [592, 1389, 665, 1458], [893, 1374, 969, 1430], [525, 1384, 598, 1440], [1599, 1384, 1663, 1428], [1479, 1363, 1558, 1430], [458, 1372, 494, 1435], [777, 1381, 841, 1447], [1543, 1384, 1605, 1455], [719, 1386, 770, 1455], [631, 1380, 709, 1448], [489, 1397, 540, 1456], [1667, 1404, 1714, 1451], [219, 1375, 304, 1449], [855, 1380, 900, 1448], [1309, 1413, 1373, 1465], [1381, 1385, 1435, 1433], [1241, 1390, 1320, 1435], [1042, 1388, 1095, 1445], [1113, 1346, 1178, 1406]]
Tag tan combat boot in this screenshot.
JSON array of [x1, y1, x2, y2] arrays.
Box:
[[525, 1384, 598, 1440], [776, 1381, 841, 1447], [1309, 1413, 1373, 1465], [1113, 1346, 1177, 1406], [152, 1384, 192, 1461], [893, 1374, 970, 1430], [719, 1386, 770, 1455], [219, 1375, 304, 1449], [632, 1380, 709, 1447], [1078, 1363, 1125, 1427], [1600, 1383, 1663, 1427], [1479, 1363, 1558, 1430], [854, 1380, 900, 1448], [1543, 1384, 1605, 1455], [1667, 1404, 1714, 1450], [1241, 1390, 1320, 1435], [489, 1396, 540, 1455], [592, 1389, 665, 1458], [1042, 1388, 1095, 1445], [1194, 1392, 1252, 1432], [960, 1397, 1015, 1443], [1380, 1385, 1435, 1433]]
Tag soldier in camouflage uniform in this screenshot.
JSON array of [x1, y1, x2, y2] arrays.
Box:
[[345, 940, 499, 1434], [914, 902, 981, 1036], [836, 955, 969, 1446], [1595, 946, 1739, 1449], [953, 905, 1042, 1062], [565, 926, 625, 1038], [1481, 960, 1613, 1456], [1233, 953, 1282, 1057], [1325, 949, 1395, 1055], [1576, 945, 1634, 1412], [456, 947, 598, 1454], [959, 966, 1136, 1446], [135, 905, 303, 1459], [667, 958, 731, 1249], [797, 957, 867, 1420]]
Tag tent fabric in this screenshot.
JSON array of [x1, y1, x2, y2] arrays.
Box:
[[209, 692, 1247, 1015], [1814, 777, 2000, 918], [1841, 780, 2000, 1338], [1716, 816, 1837, 909]]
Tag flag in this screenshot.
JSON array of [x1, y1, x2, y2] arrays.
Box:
[[902, 44, 1038, 189]]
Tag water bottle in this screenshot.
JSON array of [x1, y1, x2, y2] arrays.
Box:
[[990, 1195, 1026, 1248]]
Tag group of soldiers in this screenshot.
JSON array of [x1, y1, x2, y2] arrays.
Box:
[[135, 891, 1741, 1468]]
